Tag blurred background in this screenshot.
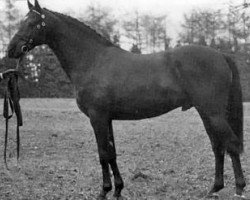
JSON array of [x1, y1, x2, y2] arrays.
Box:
[[1, 0, 250, 100]]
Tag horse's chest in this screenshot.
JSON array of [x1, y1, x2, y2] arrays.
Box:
[[76, 95, 89, 116], [75, 87, 109, 116]]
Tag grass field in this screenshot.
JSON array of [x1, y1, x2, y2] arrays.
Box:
[[0, 99, 249, 200]]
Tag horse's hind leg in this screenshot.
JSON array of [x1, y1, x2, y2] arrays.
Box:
[[198, 111, 246, 197], [228, 150, 246, 197], [199, 112, 225, 196]]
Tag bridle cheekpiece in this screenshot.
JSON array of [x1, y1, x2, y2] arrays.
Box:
[[32, 9, 46, 29]]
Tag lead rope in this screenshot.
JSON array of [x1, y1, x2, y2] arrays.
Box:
[[3, 59, 23, 169], [3, 88, 13, 169]]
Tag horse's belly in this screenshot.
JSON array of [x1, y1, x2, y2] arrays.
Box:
[[111, 94, 184, 120], [112, 106, 177, 120], [75, 76, 187, 120]]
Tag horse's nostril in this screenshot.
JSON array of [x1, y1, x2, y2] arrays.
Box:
[[21, 45, 28, 53]]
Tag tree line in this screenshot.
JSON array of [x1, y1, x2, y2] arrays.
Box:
[[179, 4, 250, 52], [0, 0, 250, 98]]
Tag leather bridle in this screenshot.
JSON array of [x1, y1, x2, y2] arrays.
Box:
[[19, 9, 46, 54]]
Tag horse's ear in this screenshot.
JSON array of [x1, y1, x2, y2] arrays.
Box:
[[27, 0, 33, 10], [34, 0, 42, 12]]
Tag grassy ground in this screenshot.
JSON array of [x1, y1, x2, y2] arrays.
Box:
[[0, 99, 249, 200]]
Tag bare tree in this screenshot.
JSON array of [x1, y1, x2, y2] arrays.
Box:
[[123, 12, 169, 52], [82, 4, 118, 41], [180, 9, 223, 45], [226, 3, 250, 45], [123, 11, 143, 51], [141, 14, 168, 52], [0, 0, 21, 56]]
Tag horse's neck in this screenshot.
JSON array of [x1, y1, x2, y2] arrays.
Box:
[[47, 21, 107, 81]]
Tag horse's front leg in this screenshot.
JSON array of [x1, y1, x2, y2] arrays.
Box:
[[108, 120, 124, 198], [89, 110, 124, 200]]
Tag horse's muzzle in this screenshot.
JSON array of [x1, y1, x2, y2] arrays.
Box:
[[8, 47, 16, 58], [8, 46, 23, 59]]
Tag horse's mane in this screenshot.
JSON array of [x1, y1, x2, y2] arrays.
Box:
[[44, 8, 116, 47]]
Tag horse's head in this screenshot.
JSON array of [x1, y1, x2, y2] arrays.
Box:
[[8, 0, 49, 58]]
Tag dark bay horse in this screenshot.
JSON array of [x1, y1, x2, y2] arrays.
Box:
[[8, 0, 246, 199]]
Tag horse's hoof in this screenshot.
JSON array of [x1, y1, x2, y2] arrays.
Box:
[[112, 195, 127, 200], [233, 194, 247, 200], [206, 192, 219, 199], [96, 194, 106, 200], [97, 197, 106, 200]]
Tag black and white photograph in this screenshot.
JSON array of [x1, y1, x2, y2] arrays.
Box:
[[0, 0, 250, 199]]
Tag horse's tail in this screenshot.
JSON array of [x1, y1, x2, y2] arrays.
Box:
[[223, 54, 244, 154]]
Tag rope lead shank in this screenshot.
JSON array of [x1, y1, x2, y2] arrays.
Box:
[[2, 71, 22, 169]]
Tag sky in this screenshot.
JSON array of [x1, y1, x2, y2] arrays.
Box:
[[0, 0, 246, 48]]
